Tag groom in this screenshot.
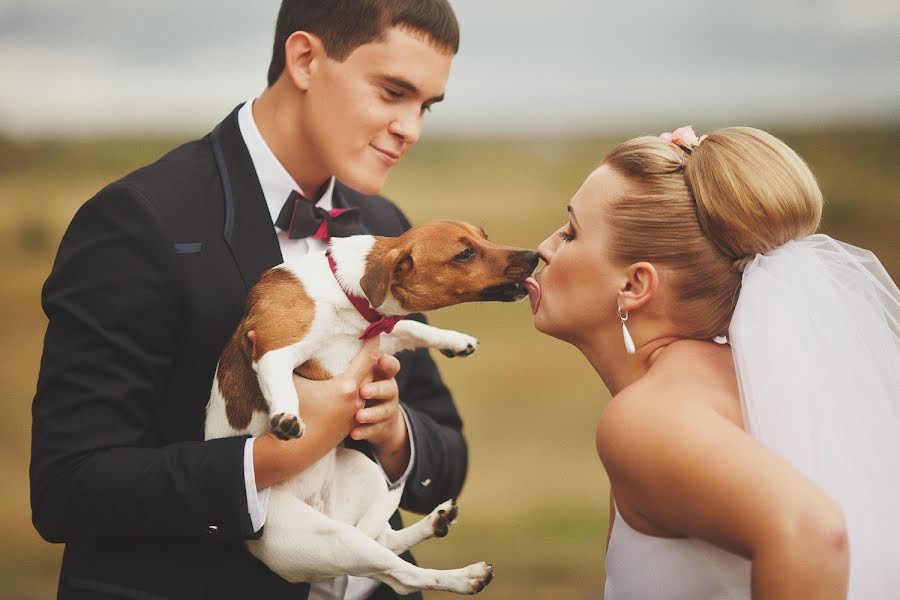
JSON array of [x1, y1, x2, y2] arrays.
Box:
[[30, 1, 467, 599]]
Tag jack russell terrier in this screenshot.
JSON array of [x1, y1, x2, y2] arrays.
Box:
[[205, 220, 538, 595]]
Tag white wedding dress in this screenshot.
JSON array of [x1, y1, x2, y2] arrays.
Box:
[[604, 235, 900, 600], [605, 506, 751, 599]]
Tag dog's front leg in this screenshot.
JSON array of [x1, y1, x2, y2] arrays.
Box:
[[255, 344, 307, 439], [380, 319, 478, 358]]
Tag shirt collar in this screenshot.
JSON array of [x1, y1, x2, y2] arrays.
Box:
[[237, 98, 335, 226]]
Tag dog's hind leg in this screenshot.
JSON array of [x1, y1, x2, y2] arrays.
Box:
[[250, 489, 493, 595], [376, 499, 459, 555], [333, 451, 457, 554], [380, 320, 478, 358]]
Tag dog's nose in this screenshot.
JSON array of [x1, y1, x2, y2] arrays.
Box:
[[523, 251, 539, 270]]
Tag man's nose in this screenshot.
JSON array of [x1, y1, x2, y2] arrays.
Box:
[[389, 109, 422, 145]]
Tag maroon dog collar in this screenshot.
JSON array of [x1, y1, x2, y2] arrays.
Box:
[[326, 250, 406, 340]]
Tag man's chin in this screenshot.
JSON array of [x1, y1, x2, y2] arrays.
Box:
[[336, 170, 388, 197]]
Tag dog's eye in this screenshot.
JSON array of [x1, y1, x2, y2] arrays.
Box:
[[454, 248, 476, 262]]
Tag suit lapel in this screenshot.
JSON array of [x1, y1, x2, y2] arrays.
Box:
[[210, 106, 283, 290]]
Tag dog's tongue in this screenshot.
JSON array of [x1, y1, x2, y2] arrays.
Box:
[[523, 277, 541, 314]]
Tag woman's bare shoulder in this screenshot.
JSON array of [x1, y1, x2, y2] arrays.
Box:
[[596, 340, 743, 467]]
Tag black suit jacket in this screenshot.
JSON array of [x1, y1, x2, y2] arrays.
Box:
[[30, 106, 468, 600]]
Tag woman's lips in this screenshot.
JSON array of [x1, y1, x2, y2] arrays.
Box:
[[524, 276, 541, 314]]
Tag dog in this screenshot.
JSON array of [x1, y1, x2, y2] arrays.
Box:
[[205, 220, 538, 595]]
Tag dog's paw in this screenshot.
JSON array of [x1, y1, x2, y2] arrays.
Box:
[[463, 562, 494, 595], [270, 413, 305, 440], [432, 499, 459, 538], [438, 332, 479, 358]]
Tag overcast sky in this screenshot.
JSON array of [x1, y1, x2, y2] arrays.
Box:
[[1, 0, 898, 136]]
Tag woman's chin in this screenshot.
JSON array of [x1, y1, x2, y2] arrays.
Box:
[[531, 311, 556, 337], [531, 313, 584, 347]]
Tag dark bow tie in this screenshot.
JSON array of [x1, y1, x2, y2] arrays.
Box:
[[275, 190, 362, 241]]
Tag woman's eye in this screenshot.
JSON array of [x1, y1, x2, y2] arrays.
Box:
[[454, 248, 476, 262], [558, 230, 574, 242]]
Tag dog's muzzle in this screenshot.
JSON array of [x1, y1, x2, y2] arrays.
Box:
[[479, 282, 529, 302]]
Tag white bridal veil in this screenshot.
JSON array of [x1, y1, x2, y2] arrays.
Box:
[[729, 234, 900, 597]]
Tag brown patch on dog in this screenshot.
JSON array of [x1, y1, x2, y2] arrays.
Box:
[[218, 328, 266, 431], [244, 268, 317, 360], [366, 220, 538, 313], [295, 359, 333, 381], [218, 267, 317, 430]]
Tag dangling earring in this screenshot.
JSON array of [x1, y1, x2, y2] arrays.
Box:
[[618, 306, 636, 355]]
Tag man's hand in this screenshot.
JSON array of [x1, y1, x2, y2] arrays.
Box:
[[352, 353, 411, 481], [253, 337, 382, 490]]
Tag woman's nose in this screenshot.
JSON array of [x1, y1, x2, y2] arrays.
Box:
[[537, 235, 555, 264]]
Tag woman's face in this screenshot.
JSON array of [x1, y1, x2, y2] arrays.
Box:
[[529, 165, 628, 344]]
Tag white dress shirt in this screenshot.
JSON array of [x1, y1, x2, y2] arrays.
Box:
[[237, 98, 415, 600]]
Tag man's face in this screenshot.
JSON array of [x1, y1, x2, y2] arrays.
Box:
[[303, 27, 453, 195]]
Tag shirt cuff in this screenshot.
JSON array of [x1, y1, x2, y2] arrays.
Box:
[[374, 405, 416, 491], [244, 437, 270, 533]]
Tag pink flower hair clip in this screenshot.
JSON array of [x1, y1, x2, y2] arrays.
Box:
[[659, 125, 707, 154]]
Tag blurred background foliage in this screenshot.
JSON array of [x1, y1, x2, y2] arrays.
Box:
[[1, 124, 897, 599]]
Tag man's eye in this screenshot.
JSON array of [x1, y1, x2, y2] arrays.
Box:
[[384, 88, 403, 99], [454, 248, 476, 262]]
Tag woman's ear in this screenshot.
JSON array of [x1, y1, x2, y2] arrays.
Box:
[[283, 31, 321, 92], [617, 261, 658, 313]]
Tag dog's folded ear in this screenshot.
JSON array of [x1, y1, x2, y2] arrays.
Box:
[[361, 245, 407, 309]]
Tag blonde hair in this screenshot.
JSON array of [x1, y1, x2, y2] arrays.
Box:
[[604, 126, 823, 338]]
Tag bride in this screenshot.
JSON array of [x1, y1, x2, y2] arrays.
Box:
[[524, 126, 900, 599]]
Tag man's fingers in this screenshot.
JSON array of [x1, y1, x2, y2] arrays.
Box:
[[356, 401, 395, 424], [360, 378, 398, 401], [344, 337, 381, 383], [350, 422, 390, 441], [374, 353, 401, 379], [350, 424, 374, 441]]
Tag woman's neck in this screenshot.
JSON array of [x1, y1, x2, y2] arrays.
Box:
[[578, 332, 680, 397]]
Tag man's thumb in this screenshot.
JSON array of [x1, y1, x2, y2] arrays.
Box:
[[344, 337, 381, 383]]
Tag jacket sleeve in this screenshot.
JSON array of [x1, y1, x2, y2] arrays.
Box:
[[395, 339, 468, 513], [30, 183, 258, 544], [389, 203, 469, 513]]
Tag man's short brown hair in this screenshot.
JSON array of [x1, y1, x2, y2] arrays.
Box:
[[267, 0, 460, 86]]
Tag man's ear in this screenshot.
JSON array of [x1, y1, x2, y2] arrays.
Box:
[[360, 246, 411, 309], [617, 261, 658, 313], [283, 31, 321, 91]]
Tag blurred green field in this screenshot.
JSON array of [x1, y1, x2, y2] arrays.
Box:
[[0, 125, 897, 600]]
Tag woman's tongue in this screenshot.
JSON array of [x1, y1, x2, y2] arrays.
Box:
[[524, 277, 541, 314]]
